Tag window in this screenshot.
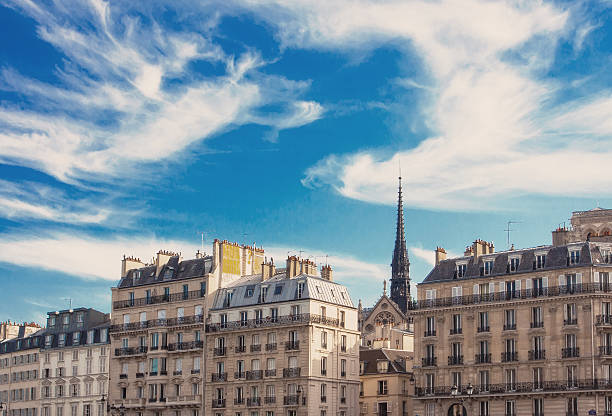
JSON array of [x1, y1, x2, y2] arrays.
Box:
[[483, 260, 494, 275], [533, 367, 544, 389], [296, 282, 305, 299], [377, 380, 388, 395], [320, 383, 326, 401], [533, 398, 544, 415], [240, 311, 248, 326], [452, 372, 461, 389], [505, 401, 516, 416], [274, 284, 283, 295], [536, 254, 546, 269], [321, 331, 327, 348], [570, 250, 580, 264], [506, 368, 516, 390], [456, 263, 467, 278], [479, 370, 490, 391], [509, 257, 520, 272], [245, 286, 255, 297], [505, 309, 516, 329], [479, 401, 489, 416], [532, 307, 543, 327], [478, 311, 489, 331], [341, 359, 346, 376], [220, 314, 228, 328], [321, 357, 327, 375], [452, 314, 462, 333]]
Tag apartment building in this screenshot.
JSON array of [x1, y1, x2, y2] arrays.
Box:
[[0, 331, 44, 416], [205, 257, 360, 416], [1, 323, 42, 343], [40, 308, 110, 416], [108, 240, 264, 416], [411, 209, 612, 416], [358, 348, 413, 416]]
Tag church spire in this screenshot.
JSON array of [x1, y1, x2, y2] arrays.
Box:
[[390, 175, 411, 313]]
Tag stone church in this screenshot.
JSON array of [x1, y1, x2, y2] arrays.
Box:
[[359, 177, 414, 351]]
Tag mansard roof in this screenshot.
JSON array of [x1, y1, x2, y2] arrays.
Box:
[[211, 272, 355, 310], [117, 256, 212, 288], [421, 241, 607, 284], [359, 348, 412, 374]]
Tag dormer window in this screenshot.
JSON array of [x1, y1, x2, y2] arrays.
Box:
[[570, 250, 580, 265], [483, 260, 494, 275], [536, 254, 547, 269], [245, 286, 255, 298], [296, 282, 305, 299], [360, 361, 365, 374], [133, 270, 141, 279], [377, 361, 389, 373], [508, 257, 519, 272], [456, 263, 467, 278], [602, 248, 611, 264]]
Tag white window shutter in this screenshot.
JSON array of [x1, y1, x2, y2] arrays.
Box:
[[452, 287, 457, 298], [559, 275, 566, 287], [499, 282, 505, 293], [525, 279, 532, 290], [515, 280, 522, 292], [426, 290, 432, 300], [595, 272, 600, 284], [577, 273, 583, 286], [458, 286, 463, 297], [489, 282, 495, 295], [473, 284, 479, 295], [432, 289, 437, 299], [542, 276, 548, 288]]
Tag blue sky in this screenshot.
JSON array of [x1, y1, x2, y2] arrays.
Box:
[[1, 0, 612, 323]]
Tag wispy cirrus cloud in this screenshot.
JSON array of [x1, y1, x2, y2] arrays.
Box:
[[222, 0, 612, 211]]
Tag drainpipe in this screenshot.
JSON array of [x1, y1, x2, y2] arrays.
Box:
[[591, 267, 598, 415]]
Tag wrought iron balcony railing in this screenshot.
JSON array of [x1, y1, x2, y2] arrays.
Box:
[[211, 399, 225, 408], [501, 351, 518, 362], [211, 373, 227, 382], [528, 350, 546, 360], [562, 347, 580, 358], [475, 353, 491, 364], [110, 314, 204, 333], [448, 355, 463, 365], [283, 368, 301, 378], [206, 313, 341, 332], [422, 357, 437, 367], [246, 370, 263, 380], [114, 290, 205, 310]]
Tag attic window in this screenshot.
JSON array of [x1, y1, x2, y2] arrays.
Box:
[[456, 263, 467, 278], [316, 286, 322, 294], [164, 268, 173, 279], [570, 249, 580, 265], [509, 257, 520, 272], [483, 260, 494, 275], [245, 286, 255, 297], [341, 291, 347, 300], [377, 361, 389, 373], [330, 289, 336, 297], [274, 284, 284, 295], [133, 271, 141, 279]]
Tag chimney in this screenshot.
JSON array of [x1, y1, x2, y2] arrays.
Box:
[[121, 255, 145, 278], [286, 256, 299, 278], [320, 264, 333, 281], [261, 257, 276, 281], [195, 250, 202, 259], [435, 247, 447, 265], [156, 250, 175, 276], [472, 239, 489, 260], [464, 246, 473, 257]]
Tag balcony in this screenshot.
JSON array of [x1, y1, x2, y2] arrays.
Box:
[[136, 372, 144, 378], [265, 369, 277, 377], [234, 398, 244, 405], [191, 369, 200, 374], [283, 368, 301, 378], [285, 341, 300, 350], [422, 357, 437, 367], [235, 345, 246, 353], [114, 346, 147, 356], [475, 353, 491, 364], [562, 347, 580, 358], [211, 373, 227, 382], [168, 341, 203, 351], [283, 395, 306, 405], [415, 379, 612, 397], [599, 346, 612, 356], [477, 326, 490, 333], [251, 344, 261, 352], [408, 283, 610, 311], [173, 370, 182, 376], [597, 315, 612, 325], [234, 371, 245, 379], [211, 399, 225, 408], [504, 323, 517, 331], [110, 314, 204, 333], [265, 343, 277, 351], [119, 374, 127, 379], [501, 352, 518, 362], [564, 318, 578, 326], [160, 370, 167, 376], [246, 370, 263, 380], [264, 396, 276, 404], [528, 350, 546, 360], [530, 321, 544, 329], [113, 290, 205, 310], [213, 347, 226, 356], [206, 313, 342, 333], [449, 328, 462, 335], [448, 355, 463, 365], [247, 397, 261, 407], [424, 330, 436, 337]]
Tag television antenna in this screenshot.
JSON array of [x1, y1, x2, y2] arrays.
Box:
[[504, 220, 522, 249], [63, 298, 72, 310]]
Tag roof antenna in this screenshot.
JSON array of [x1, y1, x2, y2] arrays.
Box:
[[504, 220, 522, 250], [63, 298, 72, 310]]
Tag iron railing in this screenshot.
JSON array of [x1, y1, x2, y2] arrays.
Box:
[[114, 290, 205, 310], [110, 314, 204, 333], [206, 313, 341, 332]]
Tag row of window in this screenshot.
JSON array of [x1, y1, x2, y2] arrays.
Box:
[[122, 306, 203, 325], [44, 348, 106, 364], [120, 356, 201, 376], [44, 330, 108, 349], [42, 402, 103, 416], [41, 381, 106, 398], [47, 313, 85, 328], [118, 382, 199, 400], [0, 353, 38, 368]]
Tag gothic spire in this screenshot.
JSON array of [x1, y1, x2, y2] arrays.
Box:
[[391, 176, 410, 280], [390, 175, 411, 313]]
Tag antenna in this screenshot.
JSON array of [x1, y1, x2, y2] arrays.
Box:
[[63, 298, 72, 310], [504, 220, 522, 249], [197, 231, 205, 253]]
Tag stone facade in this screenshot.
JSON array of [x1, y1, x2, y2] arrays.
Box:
[[205, 261, 360, 416], [410, 225, 612, 416], [359, 348, 413, 416]]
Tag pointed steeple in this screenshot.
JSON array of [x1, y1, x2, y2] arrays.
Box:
[[390, 175, 411, 313]]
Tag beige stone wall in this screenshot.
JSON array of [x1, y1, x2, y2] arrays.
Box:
[[0, 349, 41, 416], [359, 373, 413, 416], [205, 301, 360, 416], [39, 344, 109, 416], [411, 264, 612, 416]]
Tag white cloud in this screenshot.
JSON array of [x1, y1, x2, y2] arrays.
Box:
[[228, 0, 612, 210]]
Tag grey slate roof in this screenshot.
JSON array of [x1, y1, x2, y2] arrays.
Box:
[[211, 272, 355, 310], [359, 348, 412, 374], [422, 242, 603, 284], [117, 256, 212, 288]]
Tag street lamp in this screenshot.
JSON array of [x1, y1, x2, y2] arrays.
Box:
[[450, 384, 458, 396], [466, 383, 474, 396]]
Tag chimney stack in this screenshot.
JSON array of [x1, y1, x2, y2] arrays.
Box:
[[320, 264, 333, 281], [435, 247, 447, 265], [262, 257, 276, 281], [121, 255, 145, 278], [286, 256, 299, 278], [156, 250, 176, 276], [195, 250, 202, 259]]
